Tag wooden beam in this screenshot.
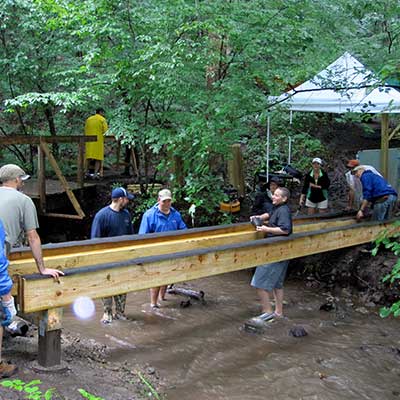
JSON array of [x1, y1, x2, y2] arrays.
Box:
[[0, 135, 97, 145], [9, 211, 355, 262], [40, 142, 85, 219], [9, 218, 356, 276], [77, 137, 85, 188], [388, 123, 400, 142], [381, 113, 390, 179], [18, 219, 398, 313]]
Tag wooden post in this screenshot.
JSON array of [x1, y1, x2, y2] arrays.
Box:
[[38, 308, 63, 367], [381, 113, 389, 179], [77, 137, 85, 188], [40, 141, 85, 218], [227, 144, 245, 197], [173, 156, 184, 187], [37, 138, 46, 214]]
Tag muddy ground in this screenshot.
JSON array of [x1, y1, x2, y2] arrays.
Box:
[[2, 120, 398, 399]]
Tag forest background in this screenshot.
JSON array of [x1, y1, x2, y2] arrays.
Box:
[[1, 0, 400, 220]]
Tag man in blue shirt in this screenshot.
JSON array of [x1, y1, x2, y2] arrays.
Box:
[[91, 187, 134, 323], [353, 166, 398, 221], [139, 189, 187, 309], [0, 220, 18, 377]]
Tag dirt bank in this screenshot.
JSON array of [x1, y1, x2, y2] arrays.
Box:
[[0, 328, 166, 400]]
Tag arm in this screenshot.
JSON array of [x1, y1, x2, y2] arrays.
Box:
[[256, 225, 289, 235], [138, 212, 151, 234], [250, 212, 269, 222], [26, 229, 64, 279], [346, 188, 355, 210], [356, 199, 370, 220], [300, 174, 310, 204]]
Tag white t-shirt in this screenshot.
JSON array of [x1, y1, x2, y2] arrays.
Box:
[[345, 165, 382, 206]]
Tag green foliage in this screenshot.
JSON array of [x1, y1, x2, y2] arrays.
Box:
[[0, 378, 104, 400], [0, 379, 55, 400], [2, 0, 400, 211], [78, 388, 104, 400], [375, 221, 400, 318], [136, 370, 162, 400]]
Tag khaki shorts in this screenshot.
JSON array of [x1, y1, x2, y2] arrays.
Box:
[[305, 199, 328, 209]]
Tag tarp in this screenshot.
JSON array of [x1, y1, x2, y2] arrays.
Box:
[[269, 52, 400, 114]]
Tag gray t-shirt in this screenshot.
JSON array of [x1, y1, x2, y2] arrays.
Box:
[[0, 187, 39, 247]]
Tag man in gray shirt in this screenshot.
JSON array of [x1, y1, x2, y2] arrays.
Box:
[[0, 164, 63, 279]]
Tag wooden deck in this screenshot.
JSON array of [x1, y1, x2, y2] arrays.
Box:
[[23, 179, 95, 199]]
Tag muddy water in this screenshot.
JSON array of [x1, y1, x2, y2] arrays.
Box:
[[64, 271, 400, 400]]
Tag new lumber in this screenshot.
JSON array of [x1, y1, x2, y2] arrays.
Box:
[[9, 211, 353, 262], [9, 218, 356, 276], [18, 219, 398, 313]]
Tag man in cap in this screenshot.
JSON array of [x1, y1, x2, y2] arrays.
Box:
[[353, 166, 397, 221], [345, 159, 382, 210], [91, 187, 135, 323], [139, 189, 187, 309], [0, 164, 63, 279]]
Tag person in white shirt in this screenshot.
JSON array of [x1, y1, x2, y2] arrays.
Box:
[[345, 159, 382, 210]]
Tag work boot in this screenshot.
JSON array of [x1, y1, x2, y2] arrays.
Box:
[[0, 361, 18, 378]]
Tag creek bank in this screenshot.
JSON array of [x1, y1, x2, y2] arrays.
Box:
[[291, 246, 399, 308], [0, 328, 166, 400]]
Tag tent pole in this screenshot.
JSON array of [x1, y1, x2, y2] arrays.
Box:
[[266, 115, 270, 182], [380, 114, 389, 179]]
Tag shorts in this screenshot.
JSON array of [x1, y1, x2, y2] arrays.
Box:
[[305, 199, 328, 209], [251, 260, 289, 291]]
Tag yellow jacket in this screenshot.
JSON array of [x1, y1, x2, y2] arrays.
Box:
[[84, 113, 108, 160]]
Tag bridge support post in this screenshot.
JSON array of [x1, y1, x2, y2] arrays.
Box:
[[38, 308, 63, 367]]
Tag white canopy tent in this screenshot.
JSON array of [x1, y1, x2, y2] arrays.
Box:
[[268, 52, 400, 178]]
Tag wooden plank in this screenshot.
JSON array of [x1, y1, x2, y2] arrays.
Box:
[[41, 213, 84, 220], [77, 137, 85, 188], [18, 220, 398, 313], [9, 211, 355, 262], [9, 218, 356, 276], [40, 142, 85, 218], [0, 135, 97, 145]]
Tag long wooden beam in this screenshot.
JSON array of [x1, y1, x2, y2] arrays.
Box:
[[18, 219, 398, 313], [9, 218, 356, 276], [9, 211, 355, 262], [0, 135, 97, 145]]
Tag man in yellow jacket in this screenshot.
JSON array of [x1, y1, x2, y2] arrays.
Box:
[[85, 108, 108, 178]]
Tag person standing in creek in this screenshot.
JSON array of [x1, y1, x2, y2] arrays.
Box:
[[250, 187, 293, 321], [139, 189, 187, 309], [91, 187, 135, 324]]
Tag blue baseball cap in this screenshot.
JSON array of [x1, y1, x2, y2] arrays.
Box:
[[111, 187, 134, 200]]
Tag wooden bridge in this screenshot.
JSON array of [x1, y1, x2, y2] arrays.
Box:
[[8, 214, 399, 367]]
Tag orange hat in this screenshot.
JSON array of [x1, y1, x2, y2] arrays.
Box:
[[346, 159, 359, 168]]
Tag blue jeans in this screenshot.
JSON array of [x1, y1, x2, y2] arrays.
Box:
[[372, 194, 397, 221]]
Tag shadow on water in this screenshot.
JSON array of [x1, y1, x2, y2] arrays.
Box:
[[64, 271, 400, 400]]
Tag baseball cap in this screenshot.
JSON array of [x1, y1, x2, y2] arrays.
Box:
[[0, 164, 30, 182], [312, 157, 323, 165], [346, 159, 359, 168], [352, 165, 365, 173], [111, 187, 134, 200], [158, 189, 172, 201]]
